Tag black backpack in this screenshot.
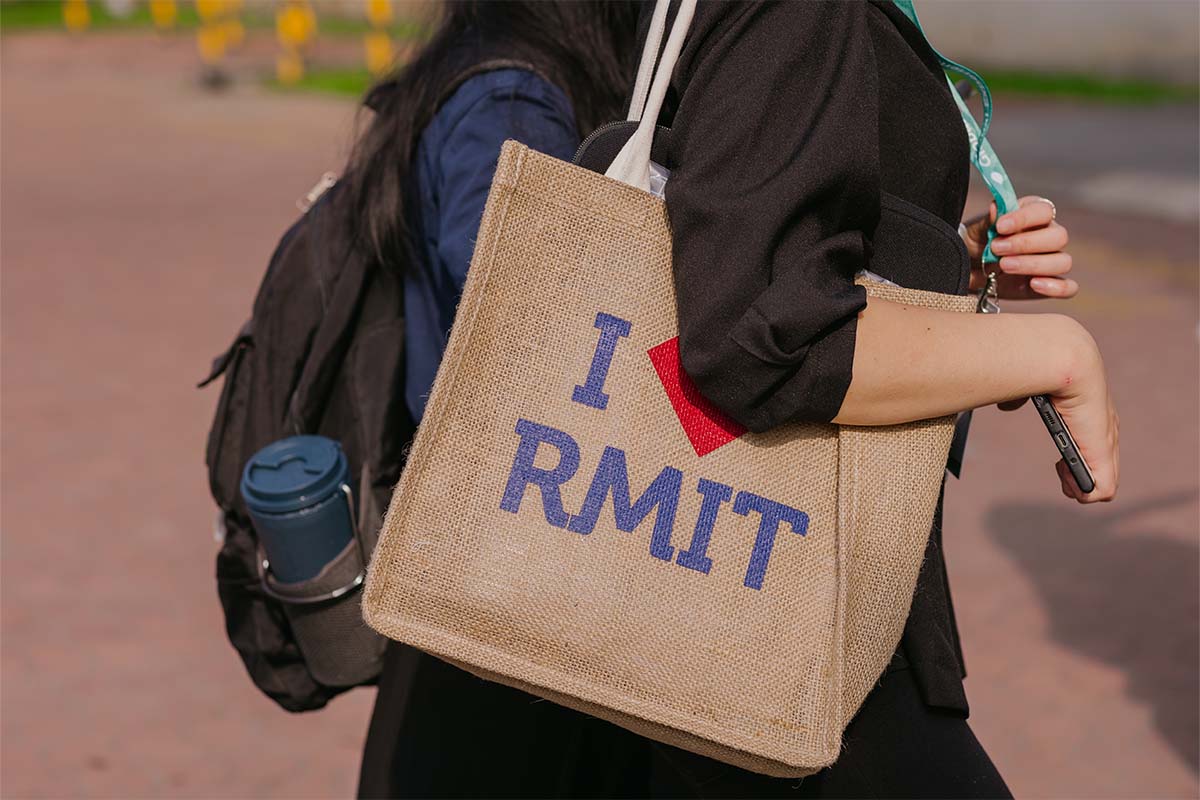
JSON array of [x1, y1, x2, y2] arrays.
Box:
[[199, 174, 414, 712], [202, 60, 551, 712]]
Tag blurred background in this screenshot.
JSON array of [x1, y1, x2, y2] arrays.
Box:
[[1, 0, 1197, 797]]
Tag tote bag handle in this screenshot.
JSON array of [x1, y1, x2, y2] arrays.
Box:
[[608, 0, 1019, 250], [606, 0, 696, 192], [625, 0, 670, 123]]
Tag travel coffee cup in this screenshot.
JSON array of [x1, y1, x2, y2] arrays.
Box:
[[240, 435, 385, 686], [240, 435, 354, 583]]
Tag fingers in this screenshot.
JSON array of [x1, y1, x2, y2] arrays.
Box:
[[1057, 449, 1119, 505], [1076, 471, 1118, 503], [1050, 363, 1118, 505], [1106, 407, 1120, 496], [1056, 458, 1084, 501], [1029, 277, 1079, 298], [990, 222, 1069, 256], [999, 251, 1076, 298], [995, 272, 1079, 300], [996, 196, 1055, 234], [999, 251, 1072, 276]]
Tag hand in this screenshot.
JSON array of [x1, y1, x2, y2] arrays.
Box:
[[964, 196, 1076, 300], [1045, 322, 1119, 503]]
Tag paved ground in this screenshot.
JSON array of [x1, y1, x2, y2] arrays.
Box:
[[2, 30, 1197, 799]]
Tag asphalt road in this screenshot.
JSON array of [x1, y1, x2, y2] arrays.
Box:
[[989, 97, 1200, 223], [2, 31, 1197, 799]]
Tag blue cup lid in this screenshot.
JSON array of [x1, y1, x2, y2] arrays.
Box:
[[240, 435, 350, 515]]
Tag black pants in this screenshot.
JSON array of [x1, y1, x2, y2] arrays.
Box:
[[358, 644, 1011, 799]]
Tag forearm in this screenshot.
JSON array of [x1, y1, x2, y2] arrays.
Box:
[[834, 297, 1093, 425]]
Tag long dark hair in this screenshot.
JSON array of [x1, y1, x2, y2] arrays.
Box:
[[338, 1, 642, 273]]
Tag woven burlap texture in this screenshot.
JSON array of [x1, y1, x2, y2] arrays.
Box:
[[364, 142, 975, 777]]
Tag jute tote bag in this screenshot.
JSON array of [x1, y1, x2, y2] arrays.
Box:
[[365, 0, 974, 776]]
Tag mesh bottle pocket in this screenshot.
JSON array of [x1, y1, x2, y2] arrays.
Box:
[[264, 538, 386, 687]]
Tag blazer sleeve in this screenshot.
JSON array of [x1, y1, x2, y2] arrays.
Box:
[[665, 1, 879, 432]]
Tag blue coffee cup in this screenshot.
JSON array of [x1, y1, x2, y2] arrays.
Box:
[[240, 435, 355, 584]]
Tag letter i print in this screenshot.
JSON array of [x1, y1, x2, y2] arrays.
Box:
[[572, 312, 631, 410]]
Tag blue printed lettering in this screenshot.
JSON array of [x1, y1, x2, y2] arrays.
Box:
[[675, 478, 733, 574], [497, 409, 812, 591], [732, 491, 809, 590], [567, 446, 681, 561], [499, 419, 581, 528], [571, 312, 632, 410]]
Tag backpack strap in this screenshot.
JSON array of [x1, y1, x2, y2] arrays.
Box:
[[364, 58, 556, 115], [441, 58, 557, 105], [285, 58, 556, 434]]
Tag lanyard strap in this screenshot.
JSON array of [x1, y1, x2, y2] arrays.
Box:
[[891, 0, 1018, 266], [619, 0, 1019, 267]]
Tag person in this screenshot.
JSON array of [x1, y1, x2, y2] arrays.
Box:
[[631, 1, 1119, 797], [343, 3, 647, 797], [355, 0, 1121, 796]]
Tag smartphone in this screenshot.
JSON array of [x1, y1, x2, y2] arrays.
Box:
[[1031, 394, 1096, 494]]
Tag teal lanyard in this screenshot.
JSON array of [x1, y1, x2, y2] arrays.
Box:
[[890, 0, 1018, 271]]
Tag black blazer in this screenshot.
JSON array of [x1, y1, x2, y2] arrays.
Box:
[[610, 0, 975, 713]]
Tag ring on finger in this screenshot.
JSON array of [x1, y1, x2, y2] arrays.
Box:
[[1035, 196, 1057, 221]]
